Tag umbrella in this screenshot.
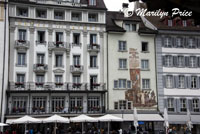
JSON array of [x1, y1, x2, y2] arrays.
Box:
[[133, 108, 138, 134], [164, 108, 169, 134], [10, 115, 42, 134], [43, 115, 70, 134], [0, 123, 8, 126], [98, 114, 123, 134], [70, 114, 98, 134], [187, 109, 193, 131]]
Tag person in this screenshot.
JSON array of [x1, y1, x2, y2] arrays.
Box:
[[29, 128, 33, 134], [47, 127, 50, 134], [118, 128, 122, 134]]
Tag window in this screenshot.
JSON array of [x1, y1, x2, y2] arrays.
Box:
[[193, 99, 199, 112], [70, 97, 83, 112], [178, 76, 185, 88], [164, 38, 172, 47], [71, 12, 82, 21], [119, 59, 127, 69], [12, 97, 27, 113], [32, 97, 46, 113], [56, 32, 63, 42], [90, 75, 97, 87], [127, 80, 131, 89], [73, 55, 80, 66], [180, 99, 187, 112], [168, 20, 172, 26], [55, 75, 63, 88], [142, 79, 150, 89], [114, 102, 118, 110], [54, 11, 64, 20], [166, 75, 173, 88], [125, 23, 136, 32], [17, 74, 25, 83], [55, 54, 63, 67], [141, 60, 149, 70], [127, 102, 132, 109], [119, 79, 126, 88], [183, 20, 187, 27], [114, 80, 118, 89], [141, 42, 148, 52], [177, 56, 184, 67], [73, 75, 80, 84], [73, 33, 80, 45], [88, 97, 100, 112], [119, 100, 126, 109], [17, 53, 26, 66], [189, 56, 196, 67], [89, 0, 96, 6], [36, 9, 46, 18], [17, 7, 28, 17], [165, 55, 173, 67], [51, 97, 65, 113], [118, 41, 127, 51], [36, 75, 44, 84], [176, 38, 183, 48], [188, 38, 196, 48], [88, 13, 98, 22], [18, 29, 26, 41], [90, 55, 97, 68], [90, 34, 97, 44], [37, 31, 45, 43], [37, 54, 45, 64], [191, 76, 197, 89], [167, 98, 174, 112]]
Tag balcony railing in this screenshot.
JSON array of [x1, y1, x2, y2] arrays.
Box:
[[48, 42, 70, 52], [6, 106, 105, 115], [15, 40, 30, 49], [71, 43, 82, 47], [87, 44, 100, 52], [8, 82, 106, 92], [70, 65, 84, 73], [33, 64, 48, 73]]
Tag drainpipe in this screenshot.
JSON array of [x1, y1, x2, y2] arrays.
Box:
[[106, 32, 109, 111]]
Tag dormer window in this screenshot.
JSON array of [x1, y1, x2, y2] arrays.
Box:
[[183, 20, 187, 27], [124, 23, 136, 32], [168, 20, 172, 27], [17, 7, 28, 17], [89, 0, 96, 6]]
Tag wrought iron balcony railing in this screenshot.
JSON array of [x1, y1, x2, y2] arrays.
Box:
[[48, 42, 70, 52], [15, 40, 30, 49], [70, 65, 84, 73], [87, 44, 100, 52], [33, 64, 48, 73]]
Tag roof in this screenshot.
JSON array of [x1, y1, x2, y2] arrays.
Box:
[[106, 11, 156, 34], [9, 0, 107, 10], [146, 16, 200, 32]]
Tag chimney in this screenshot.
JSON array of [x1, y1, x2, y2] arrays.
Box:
[[134, 1, 147, 10]]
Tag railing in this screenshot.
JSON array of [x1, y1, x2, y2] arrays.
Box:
[[48, 42, 70, 51], [87, 44, 100, 52], [6, 106, 105, 115], [8, 82, 106, 92], [70, 65, 84, 73], [15, 40, 30, 49], [71, 43, 82, 47], [33, 64, 48, 73]]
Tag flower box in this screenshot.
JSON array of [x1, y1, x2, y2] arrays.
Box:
[[18, 40, 26, 43], [15, 82, 24, 85], [74, 65, 81, 68], [92, 83, 100, 86], [36, 63, 44, 67], [36, 83, 44, 86], [55, 83, 63, 86], [73, 83, 82, 88], [56, 41, 63, 46]]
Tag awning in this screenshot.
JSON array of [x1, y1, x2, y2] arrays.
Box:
[[6, 118, 45, 124], [112, 114, 164, 122], [169, 115, 200, 124]]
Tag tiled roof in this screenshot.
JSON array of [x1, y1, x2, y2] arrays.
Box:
[[146, 16, 200, 31]]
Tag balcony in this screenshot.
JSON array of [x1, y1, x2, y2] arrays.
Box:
[[15, 40, 30, 49], [70, 65, 84, 73], [8, 82, 106, 92], [71, 43, 82, 48], [48, 42, 70, 52], [6, 106, 105, 116], [33, 64, 48, 73], [87, 44, 100, 52]]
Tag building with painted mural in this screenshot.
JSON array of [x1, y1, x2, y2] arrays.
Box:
[[6, 0, 107, 130], [145, 16, 200, 133], [0, 0, 9, 124], [106, 11, 164, 133]]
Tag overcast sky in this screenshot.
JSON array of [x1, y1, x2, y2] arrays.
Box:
[[104, 0, 135, 11]]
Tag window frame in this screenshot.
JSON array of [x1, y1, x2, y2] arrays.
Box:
[[142, 79, 150, 90]]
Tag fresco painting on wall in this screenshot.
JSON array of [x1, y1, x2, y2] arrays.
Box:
[[125, 48, 157, 107]]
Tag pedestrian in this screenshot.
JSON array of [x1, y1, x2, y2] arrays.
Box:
[[29, 128, 33, 134], [118, 128, 122, 134]]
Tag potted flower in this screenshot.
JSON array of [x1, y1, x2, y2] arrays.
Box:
[[55, 83, 63, 86], [92, 83, 100, 87], [18, 40, 26, 43], [36, 83, 44, 86], [37, 63, 44, 67], [74, 65, 81, 68], [56, 41, 63, 46]]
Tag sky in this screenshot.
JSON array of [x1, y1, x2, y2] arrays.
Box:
[[104, 0, 135, 11]]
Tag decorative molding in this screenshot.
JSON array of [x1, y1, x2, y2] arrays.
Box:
[[99, 32, 104, 38], [65, 30, 71, 36], [48, 28, 53, 35], [29, 27, 35, 33], [53, 69, 65, 74], [83, 31, 88, 37], [9, 26, 16, 32]]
